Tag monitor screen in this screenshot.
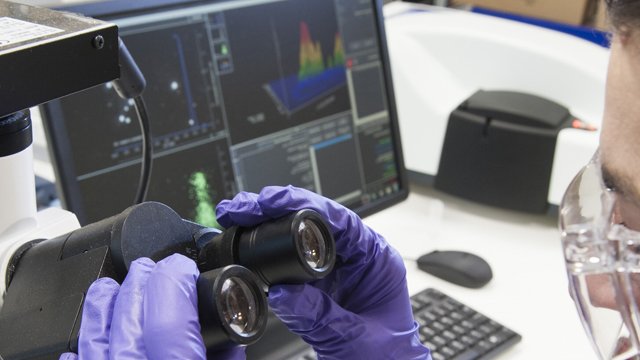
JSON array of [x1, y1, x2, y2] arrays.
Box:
[[42, 0, 406, 227], [40, 0, 405, 357]]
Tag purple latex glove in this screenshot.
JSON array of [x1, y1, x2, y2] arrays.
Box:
[[59, 254, 245, 360], [216, 185, 430, 360]]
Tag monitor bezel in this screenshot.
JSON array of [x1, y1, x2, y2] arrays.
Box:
[[40, 0, 408, 224]]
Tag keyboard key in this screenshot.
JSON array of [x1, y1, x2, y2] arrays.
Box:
[[460, 335, 477, 347], [442, 299, 461, 311], [470, 313, 489, 325], [479, 323, 497, 334], [432, 321, 447, 332], [411, 298, 423, 311], [470, 330, 485, 340], [424, 340, 438, 352], [418, 310, 438, 322], [487, 335, 501, 345], [433, 335, 448, 347], [418, 291, 437, 303], [432, 306, 447, 317], [440, 346, 457, 357], [420, 326, 437, 338], [489, 328, 515, 344], [416, 316, 429, 327], [442, 330, 457, 341], [441, 316, 456, 327], [460, 320, 475, 329], [459, 306, 475, 316], [474, 340, 494, 354], [450, 311, 465, 321], [452, 325, 467, 335], [426, 288, 446, 299], [419, 333, 428, 343], [450, 340, 467, 353], [451, 349, 481, 360], [432, 352, 446, 360]]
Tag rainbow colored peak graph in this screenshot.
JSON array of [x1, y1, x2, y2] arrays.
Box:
[[265, 21, 347, 115], [298, 22, 345, 80]]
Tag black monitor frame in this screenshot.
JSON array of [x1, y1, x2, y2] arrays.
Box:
[[41, 0, 408, 224]]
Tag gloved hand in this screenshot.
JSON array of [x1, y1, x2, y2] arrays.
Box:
[[216, 185, 430, 360], [59, 254, 245, 360]]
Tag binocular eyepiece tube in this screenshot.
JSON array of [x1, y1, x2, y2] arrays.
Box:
[[197, 209, 336, 290], [0, 202, 336, 359], [195, 209, 336, 352]]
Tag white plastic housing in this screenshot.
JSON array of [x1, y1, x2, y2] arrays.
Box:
[[384, 3, 608, 207], [0, 145, 37, 237]]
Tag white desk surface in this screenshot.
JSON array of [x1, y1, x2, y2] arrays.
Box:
[[363, 183, 595, 359], [31, 112, 594, 359]]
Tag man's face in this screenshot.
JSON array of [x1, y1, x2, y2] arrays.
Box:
[[600, 32, 640, 230], [588, 33, 640, 357]]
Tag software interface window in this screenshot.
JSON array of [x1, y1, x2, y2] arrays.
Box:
[[44, 0, 401, 225]]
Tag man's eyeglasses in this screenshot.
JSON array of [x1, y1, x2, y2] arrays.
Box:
[[560, 149, 640, 360]]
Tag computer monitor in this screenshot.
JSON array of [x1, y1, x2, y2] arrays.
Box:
[[41, 0, 407, 228], [40, 0, 405, 357]]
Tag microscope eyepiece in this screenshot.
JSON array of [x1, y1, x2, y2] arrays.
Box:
[[298, 217, 329, 270], [197, 265, 267, 350], [220, 276, 259, 335], [198, 209, 336, 289]]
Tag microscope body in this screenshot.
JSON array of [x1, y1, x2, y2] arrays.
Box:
[[0, 200, 335, 359], [0, 3, 335, 358], [0, 202, 208, 358]]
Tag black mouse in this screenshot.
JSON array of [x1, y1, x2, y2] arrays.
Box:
[[417, 250, 493, 288]]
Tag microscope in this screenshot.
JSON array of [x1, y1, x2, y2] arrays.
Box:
[[0, 2, 336, 358], [0, 0, 119, 298]]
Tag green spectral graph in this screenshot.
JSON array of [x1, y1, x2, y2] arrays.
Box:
[[189, 171, 221, 229], [298, 21, 345, 81]]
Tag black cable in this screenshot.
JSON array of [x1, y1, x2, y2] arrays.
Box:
[[112, 37, 149, 204], [133, 95, 152, 204]]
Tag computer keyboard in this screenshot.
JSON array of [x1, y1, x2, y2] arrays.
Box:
[[256, 287, 521, 360], [411, 288, 522, 360]]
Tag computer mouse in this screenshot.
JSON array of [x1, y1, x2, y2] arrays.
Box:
[[417, 250, 493, 288]]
